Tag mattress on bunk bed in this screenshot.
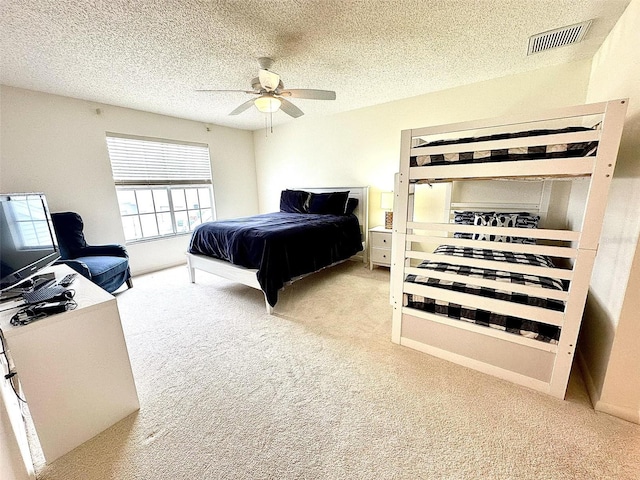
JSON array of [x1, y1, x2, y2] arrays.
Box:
[[404, 245, 564, 343], [188, 211, 363, 307], [411, 126, 598, 167]]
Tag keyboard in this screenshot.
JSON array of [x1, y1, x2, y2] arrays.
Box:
[[23, 285, 71, 305]]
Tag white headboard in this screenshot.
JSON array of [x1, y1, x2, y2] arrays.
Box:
[[444, 180, 551, 226]]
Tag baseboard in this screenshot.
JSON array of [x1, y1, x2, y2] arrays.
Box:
[[577, 348, 640, 424], [132, 260, 187, 277], [593, 399, 640, 424], [576, 348, 599, 408]]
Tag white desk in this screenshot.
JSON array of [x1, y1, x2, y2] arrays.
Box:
[[0, 265, 139, 464]]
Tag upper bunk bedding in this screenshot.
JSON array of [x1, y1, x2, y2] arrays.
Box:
[[188, 210, 362, 307], [410, 126, 598, 167], [404, 244, 565, 344]]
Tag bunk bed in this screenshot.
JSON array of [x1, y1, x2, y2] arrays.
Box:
[[187, 186, 369, 314], [390, 99, 627, 398]]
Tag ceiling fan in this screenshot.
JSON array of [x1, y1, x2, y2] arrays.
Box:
[[197, 57, 336, 118]]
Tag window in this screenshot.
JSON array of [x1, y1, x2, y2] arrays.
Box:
[[106, 134, 215, 242], [4, 195, 55, 249]]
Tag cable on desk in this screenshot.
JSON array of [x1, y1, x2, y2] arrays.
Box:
[[0, 327, 26, 403], [10, 298, 77, 326]]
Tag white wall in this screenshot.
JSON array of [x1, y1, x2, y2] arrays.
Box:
[[578, 0, 640, 423], [0, 393, 33, 480], [0, 86, 258, 275], [253, 61, 592, 228]]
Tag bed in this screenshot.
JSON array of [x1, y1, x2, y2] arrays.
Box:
[[404, 243, 565, 344], [390, 99, 628, 398], [187, 187, 369, 313]]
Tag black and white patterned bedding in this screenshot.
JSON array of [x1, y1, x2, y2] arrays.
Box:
[[410, 127, 598, 167], [404, 245, 564, 343], [453, 211, 540, 244]]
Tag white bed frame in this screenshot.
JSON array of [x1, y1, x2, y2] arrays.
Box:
[[390, 99, 628, 398], [186, 186, 369, 314]]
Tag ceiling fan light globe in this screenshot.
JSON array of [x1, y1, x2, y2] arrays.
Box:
[[254, 96, 281, 113]]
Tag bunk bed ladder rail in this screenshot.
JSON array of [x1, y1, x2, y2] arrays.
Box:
[[391, 130, 413, 343], [548, 98, 628, 397]]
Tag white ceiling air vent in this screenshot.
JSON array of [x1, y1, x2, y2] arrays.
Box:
[[527, 20, 593, 55]]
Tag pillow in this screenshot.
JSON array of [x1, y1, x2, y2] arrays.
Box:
[[280, 189, 310, 213], [472, 212, 540, 243], [473, 213, 517, 242], [345, 197, 358, 215], [511, 214, 540, 229], [454, 211, 492, 225], [308, 191, 350, 215], [453, 211, 494, 240], [500, 212, 539, 244]]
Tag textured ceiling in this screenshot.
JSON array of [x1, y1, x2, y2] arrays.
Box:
[[0, 0, 631, 131]]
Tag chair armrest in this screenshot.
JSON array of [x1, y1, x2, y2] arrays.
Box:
[[54, 259, 92, 279], [77, 244, 129, 258]]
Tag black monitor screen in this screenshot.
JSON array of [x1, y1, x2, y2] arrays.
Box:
[[0, 193, 60, 291]]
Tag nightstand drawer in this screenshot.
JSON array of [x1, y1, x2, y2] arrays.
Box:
[[370, 232, 392, 249], [370, 248, 391, 265], [368, 227, 392, 270]]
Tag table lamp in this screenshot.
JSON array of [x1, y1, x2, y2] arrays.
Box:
[[380, 192, 394, 230]]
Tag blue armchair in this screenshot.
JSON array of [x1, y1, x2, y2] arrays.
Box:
[[51, 212, 132, 293]]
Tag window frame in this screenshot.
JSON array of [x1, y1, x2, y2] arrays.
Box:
[[106, 134, 215, 244]]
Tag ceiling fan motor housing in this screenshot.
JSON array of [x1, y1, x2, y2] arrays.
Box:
[[251, 77, 283, 92], [259, 69, 281, 92]]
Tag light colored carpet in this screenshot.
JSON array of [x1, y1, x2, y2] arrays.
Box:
[[32, 261, 640, 479]]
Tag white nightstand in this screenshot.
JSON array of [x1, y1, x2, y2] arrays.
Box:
[[369, 226, 392, 269]]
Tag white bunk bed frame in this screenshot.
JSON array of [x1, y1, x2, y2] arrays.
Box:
[[186, 186, 369, 314], [390, 99, 628, 398]]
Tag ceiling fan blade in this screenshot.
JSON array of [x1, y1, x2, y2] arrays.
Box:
[[279, 89, 336, 100], [279, 98, 304, 118], [258, 69, 281, 92], [229, 99, 256, 116]]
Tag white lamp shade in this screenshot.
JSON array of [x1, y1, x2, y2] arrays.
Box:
[[380, 192, 394, 210], [254, 96, 281, 113]]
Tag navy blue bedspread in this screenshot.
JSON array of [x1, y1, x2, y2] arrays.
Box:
[[188, 212, 362, 306]]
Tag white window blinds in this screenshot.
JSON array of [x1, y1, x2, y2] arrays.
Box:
[[106, 134, 212, 185]]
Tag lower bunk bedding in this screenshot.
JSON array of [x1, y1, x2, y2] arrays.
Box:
[[188, 211, 362, 307], [404, 245, 565, 344]]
